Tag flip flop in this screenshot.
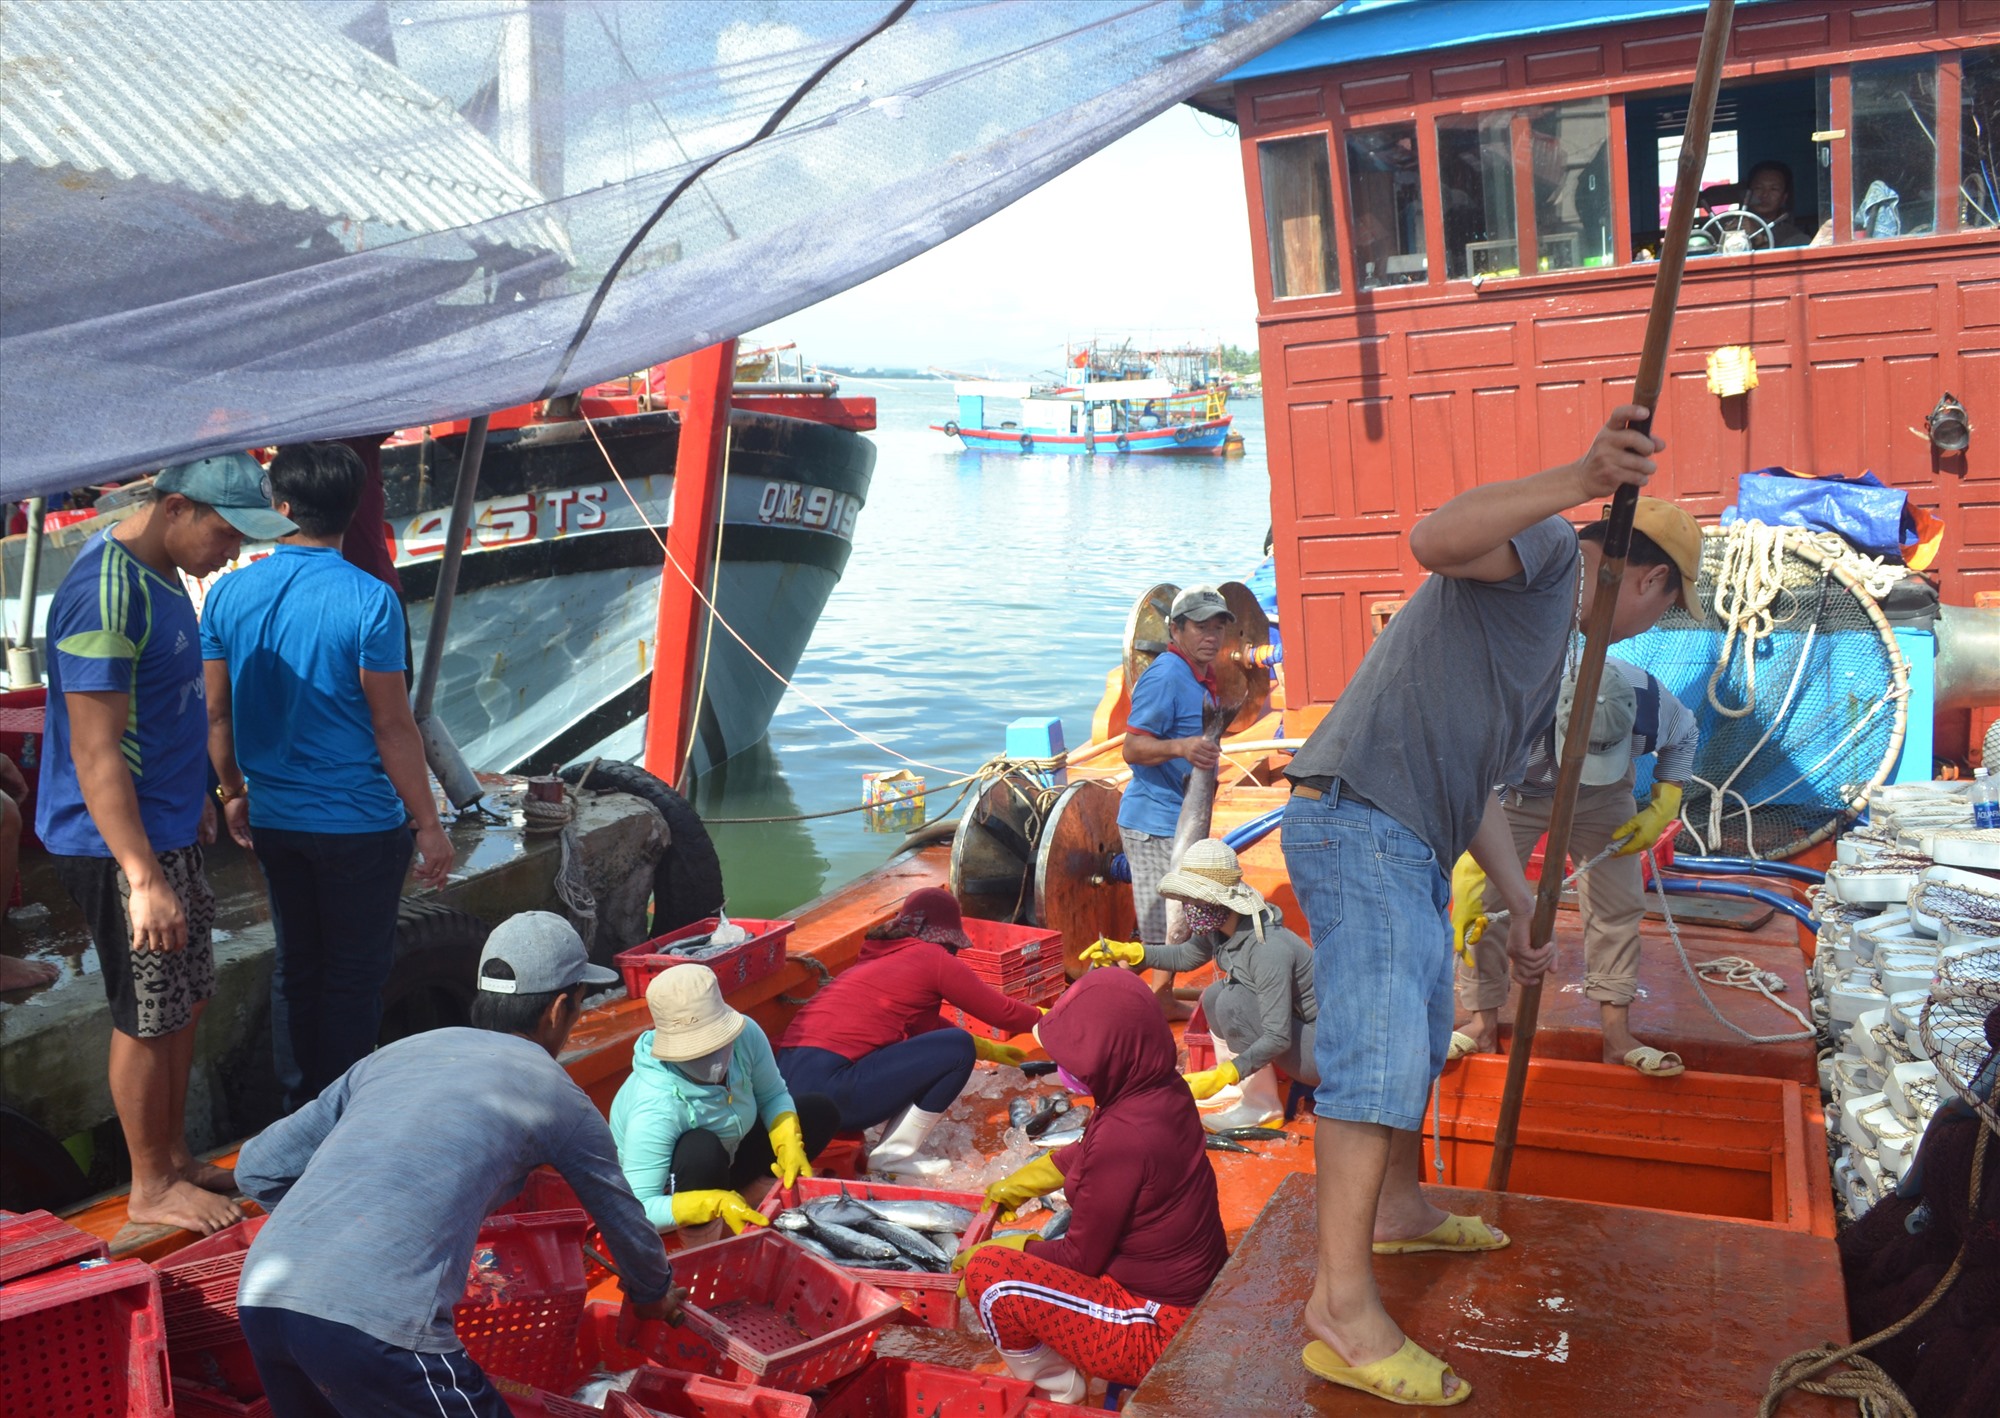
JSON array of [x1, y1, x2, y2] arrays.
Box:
[[1302, 1338, 1471, 1407], [1372, 1213, 1509, 1255], [1623, 1045, 1685, 1078], [1446, 1031, 1477, 1062]]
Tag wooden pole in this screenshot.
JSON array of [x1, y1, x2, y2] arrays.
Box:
[[1484, 0, 1736, 1193], [644, 340, 737, 788]]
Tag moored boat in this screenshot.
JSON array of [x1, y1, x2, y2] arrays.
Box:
[[933, 379, 1233, 455]]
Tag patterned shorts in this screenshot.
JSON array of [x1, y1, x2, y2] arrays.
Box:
[[1119, 828, 1178, 948], [54, 845, 217, 1039]]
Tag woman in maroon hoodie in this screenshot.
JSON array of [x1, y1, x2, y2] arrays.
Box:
[[956, 968, 1230, 1403], [776, 888, 1041, 1177]]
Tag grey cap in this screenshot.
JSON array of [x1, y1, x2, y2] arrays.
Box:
[[476, 911, 619, 995], [154, 454, 298, 541], [1170, 585, 1234, 622]]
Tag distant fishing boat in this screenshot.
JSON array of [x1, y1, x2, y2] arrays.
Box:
[[932, 379, 1233, 456]]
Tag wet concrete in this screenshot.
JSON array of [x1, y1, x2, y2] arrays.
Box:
[[1126, 1172, 1850, 1417]]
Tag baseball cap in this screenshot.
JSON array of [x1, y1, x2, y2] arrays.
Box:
[[154, 454, 297, 541], [476, 911, 618, 995], [1170, 585, 1234, 622], [1631, 497, 1704, 620], [1556, 668, 1637, 787]]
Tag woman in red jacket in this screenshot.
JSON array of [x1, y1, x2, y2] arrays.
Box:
[[776, 888, 1041, 1177], [956, 967, 1230, 1403]]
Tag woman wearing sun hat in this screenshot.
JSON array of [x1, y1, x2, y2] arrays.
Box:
[[1082, 839, 1317, 1117], [610, 964, 840, 1244]]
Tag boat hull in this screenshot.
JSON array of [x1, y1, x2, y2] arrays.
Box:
[[935, 417, 1233, 455]]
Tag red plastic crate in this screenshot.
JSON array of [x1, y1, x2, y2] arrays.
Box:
[[616, 917, 794, 999], [818, 1358, 1099, 1417], [622, 1228, 902, 1392], [490, 1373, 610, 1418], [0, 1208, 110, 1281], [170, 1337, 273, 1418], [955, 920, 1061, 974], [1183, 1003, 1214, 1073], [457, 1210, 593, 1394], [490, 1171, 613, 1287], [0, 1257, 173, 1418], [610, 1364, 817, 1418], [158, 1216, 266, 1352], [756, 1178, 996, 1329], [947, 973, 1064, 1042]]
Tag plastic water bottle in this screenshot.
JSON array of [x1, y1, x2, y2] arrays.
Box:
[[1974, 767, 2000, 830]]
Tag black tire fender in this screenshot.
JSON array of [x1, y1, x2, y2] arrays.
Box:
[[378, 899, 491, 1045], [1174, 425, 1193, 444], [1019, 433, 1033, 453], [561, 760, 724, 934], [1115, 434, 1130, 453], [943, 421, 960, 437]]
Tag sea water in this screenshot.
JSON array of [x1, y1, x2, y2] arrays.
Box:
[[692, 378, 1271, 916]]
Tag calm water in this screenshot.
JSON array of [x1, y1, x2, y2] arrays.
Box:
[[691, 380, 1272, 917]]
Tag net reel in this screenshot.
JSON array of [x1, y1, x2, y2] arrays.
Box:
[[1032, 779, 1137, 978]]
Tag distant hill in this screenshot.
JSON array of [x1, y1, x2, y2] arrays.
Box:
[[817, 364, 947, 380]]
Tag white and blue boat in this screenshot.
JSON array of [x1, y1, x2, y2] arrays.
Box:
[[932, 379, 1233, 456]]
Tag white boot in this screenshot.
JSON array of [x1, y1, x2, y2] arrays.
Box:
[[1201, 1064, 1285, 1132], [999, 1344, 1088, 1403], [869, 1105, 950, 1178]]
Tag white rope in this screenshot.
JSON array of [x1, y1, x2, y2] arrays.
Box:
[[1706, 521, 1793, 718], [1691, 954, 1814, 1033]]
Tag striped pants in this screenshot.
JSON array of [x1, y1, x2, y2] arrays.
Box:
[[962, 1247, 1192, 1387]]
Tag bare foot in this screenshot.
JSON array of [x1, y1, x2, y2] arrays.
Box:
[[0, 956, 59, 992], [182, 1159, 237, 1195], [1303, 1288, 1460, 1397], [128, 1178, 243, 1236]]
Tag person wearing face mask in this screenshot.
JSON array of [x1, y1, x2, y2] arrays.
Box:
[[609, 964, 840, 1245], [956, 969, 1230, 1404], [1082, 839, 1316, 1125]]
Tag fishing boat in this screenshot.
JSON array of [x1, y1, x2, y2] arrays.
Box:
[[933, 379, 1233, 455]]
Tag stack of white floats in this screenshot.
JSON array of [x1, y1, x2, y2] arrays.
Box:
[[1811, 781, 2000, 1220]]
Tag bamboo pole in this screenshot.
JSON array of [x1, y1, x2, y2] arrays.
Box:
[[1484, 0, 1737, 1193]]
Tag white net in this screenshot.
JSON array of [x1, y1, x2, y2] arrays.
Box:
[[0, 0, 1322, 495]]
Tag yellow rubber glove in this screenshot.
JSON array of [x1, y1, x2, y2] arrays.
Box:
[[1184, 1059, 1239, 1101], [1614, 782, 1684, 856], [1449, 852, 1489, 967], [1081, 937, 1146, 969], [767, 1111, 812, 1189], [984, 1152, 1065, 1222], [973, 1037, 1026, 1067], [669, 1190, 769, 1234]]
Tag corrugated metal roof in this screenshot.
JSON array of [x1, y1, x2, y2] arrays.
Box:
[[0, 0, 569, 256]]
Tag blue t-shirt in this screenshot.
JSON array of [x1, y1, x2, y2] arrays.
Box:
[[1118, 649, 1217, 838], [199, 545, 407, 833], [38, 532, 209, 857]]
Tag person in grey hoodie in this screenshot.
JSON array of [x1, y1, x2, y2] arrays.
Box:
[[610, 963, 839, 1245]]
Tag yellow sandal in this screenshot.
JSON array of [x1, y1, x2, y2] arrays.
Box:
[[1372, 1213, 1509, 1255], [1302, 1337, 1471, 1407]]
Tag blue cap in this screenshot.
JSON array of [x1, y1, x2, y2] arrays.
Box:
[[154, 454, 297, 541]]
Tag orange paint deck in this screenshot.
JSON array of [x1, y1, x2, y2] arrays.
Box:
[[1426, 1056, 1835, 1236], [1124, 1173, 1850, 1417]]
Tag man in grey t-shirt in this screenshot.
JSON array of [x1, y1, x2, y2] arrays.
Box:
[[1280, 405, 1665, 1406], [235, 913, 682, 1417]]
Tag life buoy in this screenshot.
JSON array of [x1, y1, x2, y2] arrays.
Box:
[[943, 421, 960, 437], [1173, 425, 1193, 444], [1115, 434, 1130, 453], [1020, 433, 1034, 452]]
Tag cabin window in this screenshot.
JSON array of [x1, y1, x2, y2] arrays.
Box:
[[1530, 100, 1614, 271], [1259, 136, 1339, 297], [1438, 111, 1517, 278], [1962, 47, 2000, 230], [1851, 57, 1938, 238], [1346, 123, 1426, 288], [1627, 74, 1825, 256]]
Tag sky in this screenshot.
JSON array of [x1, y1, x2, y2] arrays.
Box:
[[746, 105, 1261, 377]]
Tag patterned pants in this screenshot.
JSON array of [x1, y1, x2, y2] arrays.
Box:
[[962, 1246, 1191, 1387], [54, 844, 216, 1039]]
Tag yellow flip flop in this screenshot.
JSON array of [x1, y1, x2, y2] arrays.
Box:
[[1372, 1213, 1509, 1255], [1623, 1045, 1685, 1078], [1302, 1337, 1471, 1407]]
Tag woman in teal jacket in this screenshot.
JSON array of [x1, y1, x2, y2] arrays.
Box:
[[610, 964, 838, 1242]]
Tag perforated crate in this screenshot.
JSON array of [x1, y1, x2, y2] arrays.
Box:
[[615, 917, 794, 998], [0, 1257, 172, 1418], [456, 1209, 593, 1393], [622, 1228, 901, 1392], [169, 1336, 273, 1418], [817, 1357, 1099, 1417], [489, 1170, 611, 1286], [489, 1373, 608, 1418], [0, 1208, 109, 1281], [955, 920, 1063, 979], [757, 1177, 995, 1329], [158, 1215, 266, 1353], [946, 972, 1065, 1041], [610, 1364, 817, 1418]]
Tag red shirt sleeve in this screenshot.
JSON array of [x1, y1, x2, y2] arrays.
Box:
[[932, 950, 1043, 1037]]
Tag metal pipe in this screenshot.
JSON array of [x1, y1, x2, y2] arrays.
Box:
[[1665, 855, 1824, 885], [412, 415, 489, 721], [1934, 603, 2000, 709], [8, 498, 47, 688], [1656, 876, 1817, 930]]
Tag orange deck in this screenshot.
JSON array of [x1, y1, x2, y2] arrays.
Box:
[[1125, 1172, 1850, 1417]]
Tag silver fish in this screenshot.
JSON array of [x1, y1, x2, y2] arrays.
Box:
[[1008, 1096, 1038, 1129], [803, 1187, 883, 1231], [771, 1208, 812, 1233], [1040, 1207, 1073, 1241], [784, 1232, 840, 1263], [805, 1216, 898, 1262], [1038, 1125, 1086, 1148], [855, 1217, 951, 1271], [861, 1199, 978, 1234], [1024, 1096, 1071, 1138], [1163, 700, 1234, 944]]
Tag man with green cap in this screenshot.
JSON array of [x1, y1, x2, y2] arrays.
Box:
[[38, 454, 295, 1235]]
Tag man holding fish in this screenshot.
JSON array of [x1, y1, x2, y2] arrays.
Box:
[[1118, 585, 1235, 1018]]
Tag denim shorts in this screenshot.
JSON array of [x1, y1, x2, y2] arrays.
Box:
[[1280, 783, 1453, 1132]]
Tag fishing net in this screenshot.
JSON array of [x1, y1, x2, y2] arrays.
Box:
[[1919, 942, 1999, 1136], [0, 0, 1324, 495], [1615, 522, 1910, 860]]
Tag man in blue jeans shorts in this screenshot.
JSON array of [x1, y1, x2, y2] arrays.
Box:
[[204, 443, 453, 1112], [1279, 404, 1670, 1407]]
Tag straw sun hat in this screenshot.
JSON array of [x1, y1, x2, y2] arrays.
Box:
[[645, 963, 747, 1061], [1156, 839, 1264, 916]]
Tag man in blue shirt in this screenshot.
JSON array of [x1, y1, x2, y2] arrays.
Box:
[[203, 443, 453, 1112], [40, 454, 295, 1235], [1118, 585, 1231, 1017]]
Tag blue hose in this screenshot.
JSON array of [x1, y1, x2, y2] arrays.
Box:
[[1656, 876, 1816, 930], [1666, 855, 1824, 885], [1105, 804, 1288, 884]]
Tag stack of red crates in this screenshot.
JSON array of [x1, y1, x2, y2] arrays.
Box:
[[946, 920, 1067, 1038], [156, 1216, 271, 1417], [0, 1229, 172, 1418]]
